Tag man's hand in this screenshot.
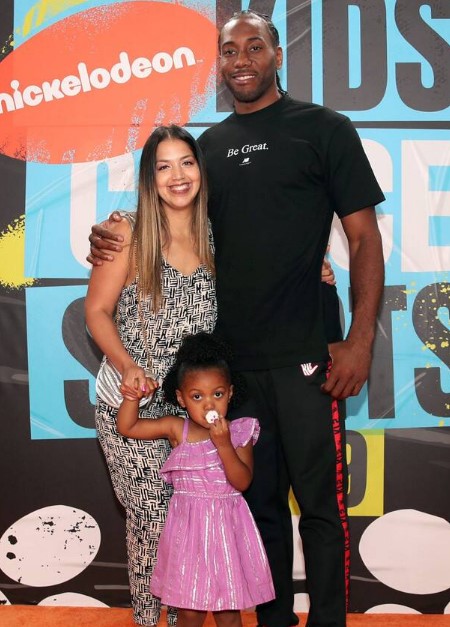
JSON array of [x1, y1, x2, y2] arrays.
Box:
[[322, 339, 372, 400], [87, 211, 125, 266]]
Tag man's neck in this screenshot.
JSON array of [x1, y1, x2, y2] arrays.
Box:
[[233, 90, 282, 115]]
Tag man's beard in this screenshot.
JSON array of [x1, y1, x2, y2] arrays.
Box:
[[223, 73, 275, 105]]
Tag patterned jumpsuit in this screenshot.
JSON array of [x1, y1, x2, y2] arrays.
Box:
[[95, 215, 217, 626]]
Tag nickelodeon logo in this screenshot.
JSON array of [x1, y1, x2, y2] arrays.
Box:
[[0, 48, 197, 114], [0, 1, 217, 163]]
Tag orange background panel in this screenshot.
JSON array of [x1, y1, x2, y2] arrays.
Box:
[[0, 1, 217, 163]]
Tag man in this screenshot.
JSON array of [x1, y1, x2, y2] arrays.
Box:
[[89, 11, 384, 627]]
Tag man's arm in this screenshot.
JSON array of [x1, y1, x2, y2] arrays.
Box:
[[87, 211, 126, 266], [322, 207, 384, 400], [90, 211, 336, 282]]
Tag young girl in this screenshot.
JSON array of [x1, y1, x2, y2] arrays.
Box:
[[116, 332, 275, 627]]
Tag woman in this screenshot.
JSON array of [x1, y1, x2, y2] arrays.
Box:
[[85, 125, 217, 626]]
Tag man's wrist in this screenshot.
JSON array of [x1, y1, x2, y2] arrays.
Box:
[[346, 327, 375, 350]]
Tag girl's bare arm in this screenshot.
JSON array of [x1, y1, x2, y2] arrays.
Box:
[[210, 418, 253, 492], [116, 398, 183, 447]]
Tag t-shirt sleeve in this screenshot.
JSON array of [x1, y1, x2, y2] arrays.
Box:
[[325, 117, 385, 218], [230, 417, 260, 448]]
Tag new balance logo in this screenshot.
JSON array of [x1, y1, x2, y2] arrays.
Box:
[[239, 157, 251, 166], [301, 363, 318, 376]]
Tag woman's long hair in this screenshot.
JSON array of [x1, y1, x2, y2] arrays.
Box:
[[132, 125, 213, 312]]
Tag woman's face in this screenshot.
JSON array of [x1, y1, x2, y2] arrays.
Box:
[[155, 138, 201, 214]]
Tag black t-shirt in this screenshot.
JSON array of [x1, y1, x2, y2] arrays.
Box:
[[199, 96, 384, 370]]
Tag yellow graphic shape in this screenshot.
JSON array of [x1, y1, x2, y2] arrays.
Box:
[[348, 430, 385, 517], [289, 430, 385, 517], [18, 0, 88, 37], [0, 216, 35, 288]]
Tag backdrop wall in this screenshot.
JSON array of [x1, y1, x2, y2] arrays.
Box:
[[0, 0, 449, 615]]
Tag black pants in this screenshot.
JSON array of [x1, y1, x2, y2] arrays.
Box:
[[230, 361, 349, 627]]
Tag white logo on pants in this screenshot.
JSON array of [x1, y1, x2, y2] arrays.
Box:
[[301, 363, 318, 376]]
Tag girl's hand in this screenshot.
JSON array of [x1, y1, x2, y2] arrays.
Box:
[[209, 416, 232, 449], [120, 365, 157, 401], [209, 417, 253, 492], [142, 376, 159, 399]]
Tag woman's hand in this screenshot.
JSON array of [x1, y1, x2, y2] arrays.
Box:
[[321, 253, 336, 285], [120, 365, 158, 401]]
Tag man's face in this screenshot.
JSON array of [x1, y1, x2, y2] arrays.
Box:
[[219, 15, 282, 110]]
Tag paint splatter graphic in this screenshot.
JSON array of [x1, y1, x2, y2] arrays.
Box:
[[0, 505, 101, 586], [0, 33, 13, 60], [0, 216, 35, 289]]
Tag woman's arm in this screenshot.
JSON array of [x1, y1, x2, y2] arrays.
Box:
[[209, 418, 253, 492], [84, 219, 146, 398]]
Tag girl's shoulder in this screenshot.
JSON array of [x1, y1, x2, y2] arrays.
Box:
[[159, 415, 185, 448], [230, 417, 260, 448]]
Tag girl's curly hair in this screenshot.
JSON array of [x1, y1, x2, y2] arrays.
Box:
[[162, 332, 246, 410]]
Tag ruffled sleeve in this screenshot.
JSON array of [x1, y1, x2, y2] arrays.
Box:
[[230, 417, 260, 448], [160, 418, 260, 484]]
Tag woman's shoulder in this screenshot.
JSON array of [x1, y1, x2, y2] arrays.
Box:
[[118, 211, 137, 227], [108, 211, 135, 242]]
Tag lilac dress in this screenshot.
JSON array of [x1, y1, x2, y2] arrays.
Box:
[[150, 417, 275, 611]]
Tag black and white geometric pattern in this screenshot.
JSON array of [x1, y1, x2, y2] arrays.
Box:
[[95, 231, 217, 625]]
